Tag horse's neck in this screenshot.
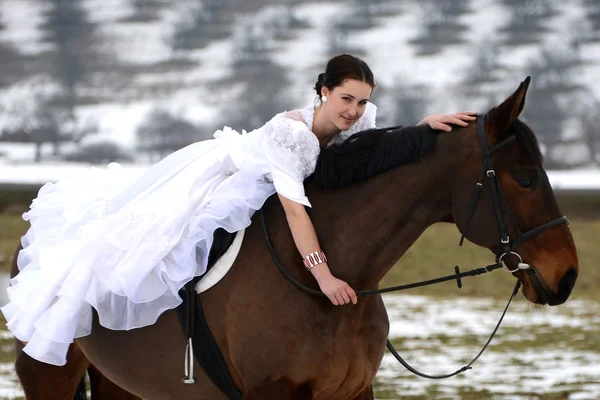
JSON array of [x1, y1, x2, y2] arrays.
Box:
[[317, 151, 453, 289]]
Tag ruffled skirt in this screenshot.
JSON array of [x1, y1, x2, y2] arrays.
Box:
[[1, 134, 275, 366]]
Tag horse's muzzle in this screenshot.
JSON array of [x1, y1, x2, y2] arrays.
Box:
[[527, 266, 578, 306]]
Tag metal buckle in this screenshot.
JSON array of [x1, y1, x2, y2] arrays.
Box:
[[486, 170, 496, 177]]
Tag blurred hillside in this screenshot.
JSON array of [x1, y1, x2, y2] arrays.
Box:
[[0, 0, 598, 168]]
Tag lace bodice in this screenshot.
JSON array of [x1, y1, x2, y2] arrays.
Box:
[[264, 114, 320, 184], [261, 102, 377, 206]]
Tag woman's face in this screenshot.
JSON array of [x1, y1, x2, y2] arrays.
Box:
[[322, 79, 373, 131]]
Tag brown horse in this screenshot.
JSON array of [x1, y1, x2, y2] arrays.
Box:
[[12, 78, 578, 399]]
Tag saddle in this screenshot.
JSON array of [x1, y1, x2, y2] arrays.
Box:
[[174, 227, 244, 399]]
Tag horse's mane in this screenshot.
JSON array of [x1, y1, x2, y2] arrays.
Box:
[[311, 125, 437, 190], [311, 115, 543, 191]]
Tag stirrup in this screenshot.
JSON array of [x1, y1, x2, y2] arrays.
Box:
[[182, 338, 196, 384]]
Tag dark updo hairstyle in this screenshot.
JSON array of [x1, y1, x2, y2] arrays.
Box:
[[314, 54, 375, 101]]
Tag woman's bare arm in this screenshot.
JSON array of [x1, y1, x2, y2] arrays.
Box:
[[278, 194, 357, 305]]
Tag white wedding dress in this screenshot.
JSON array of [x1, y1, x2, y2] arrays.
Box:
[[1, 102, 377, 366]]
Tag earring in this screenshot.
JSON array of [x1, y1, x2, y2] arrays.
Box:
[[321, 95, 328, 103]]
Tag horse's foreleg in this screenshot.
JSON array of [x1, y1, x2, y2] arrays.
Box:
[[15, 344, 89, 400], [88, 364, 142, 400], [350, 384, 375, 400]]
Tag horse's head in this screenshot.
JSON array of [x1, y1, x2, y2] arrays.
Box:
[[449, 77, 578, 306]]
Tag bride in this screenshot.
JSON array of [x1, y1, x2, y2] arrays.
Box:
[[1, 53, 475, 366]]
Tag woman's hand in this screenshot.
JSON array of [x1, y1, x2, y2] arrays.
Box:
[[312, 265, 358, 305], [417, 111, 477, 132]]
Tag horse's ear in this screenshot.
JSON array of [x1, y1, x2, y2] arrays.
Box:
[[487, 77, 531, 141]]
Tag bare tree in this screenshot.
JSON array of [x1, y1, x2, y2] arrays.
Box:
[[583, 0, 600, 34], [64, 141, 134, 164], [136, 108, 207, 162], [500, 0, 559, 45], [130, 0, 164, 21], [223, 21, 295, 132], [36, 0, 109, 155], [0, 87, 97, 162], [0, 19, 28, 87], [170, 0, 231, 52], [579, 100, 600, 167], [410, 0, 471, 55], [376, 80, 431, 127], [522, 45, 583, 167], [466, 39, 503, 85]]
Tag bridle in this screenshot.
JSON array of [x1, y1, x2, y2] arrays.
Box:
[[260, 113, 569, 379], [459, 115, 569, 272]]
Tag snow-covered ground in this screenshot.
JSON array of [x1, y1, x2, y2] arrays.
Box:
[[378, 294, 600, 399], [1, 162, 599, 194], [0, 291, 598, 399]]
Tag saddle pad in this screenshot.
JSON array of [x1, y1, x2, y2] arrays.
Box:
[[195, 228, 245, 294]]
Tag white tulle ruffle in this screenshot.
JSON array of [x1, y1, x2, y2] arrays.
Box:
[[1, 134, 275, 366]]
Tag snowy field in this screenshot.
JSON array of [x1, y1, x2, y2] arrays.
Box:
[[377, 295, 600, 399], [0, 292, 599, 399], [1, 162, 599, 195]]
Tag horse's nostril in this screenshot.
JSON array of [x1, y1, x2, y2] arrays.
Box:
[[560, 267, 578, 294], [550, 267, 578, 306]]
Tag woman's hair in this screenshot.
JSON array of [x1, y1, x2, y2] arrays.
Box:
[[314, 54, 376, 98]]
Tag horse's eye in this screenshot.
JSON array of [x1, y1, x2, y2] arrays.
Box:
[[518, 177, 534, 188]]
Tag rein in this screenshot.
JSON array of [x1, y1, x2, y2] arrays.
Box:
[[261, 206, 505, 298], [260, 207, 520, 379], [261, 112, 569, 380]]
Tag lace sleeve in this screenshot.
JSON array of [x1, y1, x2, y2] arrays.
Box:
[[263, 113, 320, 207]]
